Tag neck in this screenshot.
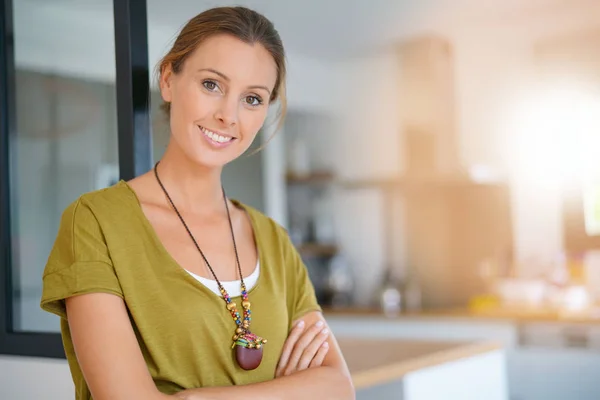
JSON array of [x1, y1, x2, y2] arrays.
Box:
[[154, 142, 226, 217]]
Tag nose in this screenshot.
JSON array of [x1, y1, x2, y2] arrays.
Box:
[[214, 96, 238, 127]]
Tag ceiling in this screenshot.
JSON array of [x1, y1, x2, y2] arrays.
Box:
[[147, 0, 600, 58], [19, 0, 598, 60], [13, 0, 600, 93]]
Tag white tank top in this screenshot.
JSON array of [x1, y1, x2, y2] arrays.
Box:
[[186, 261, 260, 297]]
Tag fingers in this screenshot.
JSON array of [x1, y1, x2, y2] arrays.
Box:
[[275, 320, 305, 377], [309, 342, 329, 368], [296, 328, 329, 371], [282, 320, 328, 376]]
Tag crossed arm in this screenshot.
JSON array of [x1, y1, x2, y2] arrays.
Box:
[[66, 293, 355, 400]]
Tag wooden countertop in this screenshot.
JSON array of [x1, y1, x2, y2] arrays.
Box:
[[337, 338, 501, 389], [323, 306, 600, 325]]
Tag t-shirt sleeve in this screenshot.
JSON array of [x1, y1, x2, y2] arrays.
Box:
[[279, 227, 322, 323], [40, 197, 123, 319]]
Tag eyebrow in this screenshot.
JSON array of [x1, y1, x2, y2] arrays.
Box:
[[198, 68, 272, 95]]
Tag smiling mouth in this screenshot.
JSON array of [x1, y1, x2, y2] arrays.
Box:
[[199, 126, 235, 144]]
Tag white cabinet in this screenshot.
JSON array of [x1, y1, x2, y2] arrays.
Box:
[[510, 321, 600, 400], [403, 350, 508, 400], [508, 347, 600, 400]]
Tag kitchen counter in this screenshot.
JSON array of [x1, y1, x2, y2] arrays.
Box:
[[338, 338, 501, 389], [326, 307, 600, 400], [336, 337, 507, 399]]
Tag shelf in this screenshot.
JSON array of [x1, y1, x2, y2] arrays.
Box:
[[286, 171, 505, 190], [338, 174, 506, 190], [286, 170, 335, 184], [297, 243, 339, 257]]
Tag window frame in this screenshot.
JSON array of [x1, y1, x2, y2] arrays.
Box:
[[0, 0, 152, 359]]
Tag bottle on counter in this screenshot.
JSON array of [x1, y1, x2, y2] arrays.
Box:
[[378, 267, 403, 317], [326, 253, 355, 308]]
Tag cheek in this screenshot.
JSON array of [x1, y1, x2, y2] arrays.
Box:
[[240, 109, 269, 138], [175, 84, 212, 119]]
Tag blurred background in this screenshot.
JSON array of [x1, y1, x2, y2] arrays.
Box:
[[2, 0, 600, 399]]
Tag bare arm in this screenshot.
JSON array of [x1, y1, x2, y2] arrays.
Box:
[[177, 311, 355, 400], [66, 293, 190, 400]]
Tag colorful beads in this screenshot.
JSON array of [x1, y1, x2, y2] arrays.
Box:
[[234, 332, 265, 349], [219, 283, 266, 352]]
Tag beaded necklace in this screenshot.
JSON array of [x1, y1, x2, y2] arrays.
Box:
[[154, 162, 266, 370]]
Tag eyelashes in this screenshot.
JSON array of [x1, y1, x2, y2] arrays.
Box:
[[244, 95, 263, 106], [202, 80, 264, 108], [202, 80, 219, 92]]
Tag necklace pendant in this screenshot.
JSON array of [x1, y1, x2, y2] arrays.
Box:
[[235, 344, 263, 371], [232, 331, 267, 370]]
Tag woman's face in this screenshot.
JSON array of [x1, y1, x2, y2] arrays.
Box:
[[160, 34, 278, 168]]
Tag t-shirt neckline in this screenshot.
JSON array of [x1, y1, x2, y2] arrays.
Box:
[[117, 179, 265, 300]]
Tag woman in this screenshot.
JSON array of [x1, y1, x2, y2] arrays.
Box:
[[40, 6, 354, 400]]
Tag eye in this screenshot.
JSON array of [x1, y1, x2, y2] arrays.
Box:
[[202, 80, 219, 92], [245, 95, 263, 107]]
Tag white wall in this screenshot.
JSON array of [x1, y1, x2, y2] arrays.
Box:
[[0, 356, 72, 400]]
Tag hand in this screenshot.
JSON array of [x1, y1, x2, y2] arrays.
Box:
[[275, 318, 330, 377]]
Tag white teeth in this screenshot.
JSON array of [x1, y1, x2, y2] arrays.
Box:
[[200, 126, 232, 143]]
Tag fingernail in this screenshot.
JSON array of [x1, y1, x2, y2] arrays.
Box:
[[296, 320, 305, 328], [322, 342, 329, 348], [321, 328, 329, 335], [315, 321, 324, 328]]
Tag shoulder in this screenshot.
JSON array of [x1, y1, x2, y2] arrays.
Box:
[[46, 183, 132, 272], [59, 180, 138, 227], [78, 180, 137, 211], [232, 200, 289, 241]]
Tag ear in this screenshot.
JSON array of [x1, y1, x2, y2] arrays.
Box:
[[159, 64, 174, 103]]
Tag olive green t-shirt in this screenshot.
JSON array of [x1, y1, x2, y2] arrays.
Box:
[[40, 180, 321, 399]]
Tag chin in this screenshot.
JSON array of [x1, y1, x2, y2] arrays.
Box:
[[187, 149, 241, 170]]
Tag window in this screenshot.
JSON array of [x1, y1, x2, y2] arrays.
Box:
[[0, 0, 151, 358]]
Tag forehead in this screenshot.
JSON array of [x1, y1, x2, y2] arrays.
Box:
[[186, 34, 278, 89]]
